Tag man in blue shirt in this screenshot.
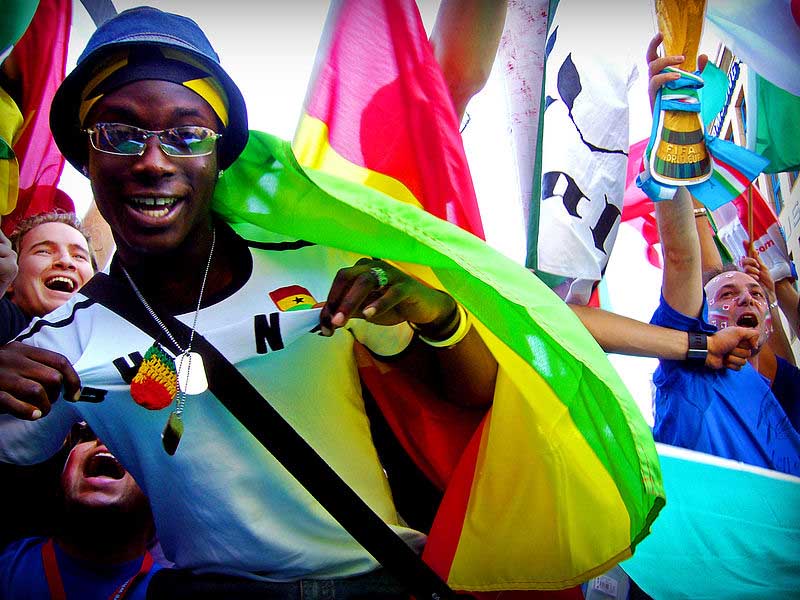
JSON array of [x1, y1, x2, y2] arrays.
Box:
[[0, 422, 159, 599], [645, 37, 799, 478]]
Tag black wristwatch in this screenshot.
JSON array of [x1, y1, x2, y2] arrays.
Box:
[[686, 332, 708, 365]]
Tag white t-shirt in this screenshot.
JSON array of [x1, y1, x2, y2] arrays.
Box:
[[0, 236, 424, 580]]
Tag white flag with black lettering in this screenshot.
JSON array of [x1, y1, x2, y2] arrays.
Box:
[[530, 1, 643, 305]]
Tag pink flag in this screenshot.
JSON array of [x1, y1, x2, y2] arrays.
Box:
[[294, 0, 485, 238], [622, 138, 661, 268]]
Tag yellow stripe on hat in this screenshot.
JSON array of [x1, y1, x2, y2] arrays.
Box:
[[184, 77, 229, 127], [79, 54, 130, 126], [161, 48, 230, 127]]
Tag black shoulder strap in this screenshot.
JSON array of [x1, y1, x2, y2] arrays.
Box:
[[80, 274, 456, 600]]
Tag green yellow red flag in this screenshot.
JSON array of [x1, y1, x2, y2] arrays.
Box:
[[292, 0, 484, 239], [212, 131, 664, 593], [213, 0, 663, 593]]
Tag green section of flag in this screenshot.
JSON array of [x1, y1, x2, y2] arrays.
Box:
[[754, 74, 800, 174], [0, 137, 15, 160], [0, 0, 38, 59], [213, 130, 664, 546]]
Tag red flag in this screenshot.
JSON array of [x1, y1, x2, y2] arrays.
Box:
[[2, 0, 73, 235], [622, 138, 662, 268], [294, 0, 485, 238]]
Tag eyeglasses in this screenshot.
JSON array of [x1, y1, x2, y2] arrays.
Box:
[[85, 122, 221, 157]]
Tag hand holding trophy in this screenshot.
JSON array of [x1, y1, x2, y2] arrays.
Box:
[[650, 0, 711, 186]]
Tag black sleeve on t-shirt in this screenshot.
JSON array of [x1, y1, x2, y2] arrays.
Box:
[[0, 297, 31, 345]]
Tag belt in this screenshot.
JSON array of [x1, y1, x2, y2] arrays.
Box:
[[146, 567, 411, 599]]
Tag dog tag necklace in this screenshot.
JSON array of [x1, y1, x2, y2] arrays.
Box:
[[121, 227, 216, 455]]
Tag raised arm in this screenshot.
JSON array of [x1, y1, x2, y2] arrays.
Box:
[[775, 278, 800, 340], [569, 304, 756, 370], [646, 35, 705, 317], [429, 0, 508, 121], [693, 201, 723, 276], [656, 186, 705, 317]]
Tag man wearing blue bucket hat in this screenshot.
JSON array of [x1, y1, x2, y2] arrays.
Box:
[[0, 6, 498, 598]]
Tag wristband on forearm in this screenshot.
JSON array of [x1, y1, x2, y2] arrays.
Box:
[[686, 331, 708, 365], [410, 302, 470, 348]]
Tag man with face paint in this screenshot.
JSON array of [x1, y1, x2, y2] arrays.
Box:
[[646, 40, 800, 477]]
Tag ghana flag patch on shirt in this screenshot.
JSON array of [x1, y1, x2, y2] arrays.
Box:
[[270, 285, 319, 311]]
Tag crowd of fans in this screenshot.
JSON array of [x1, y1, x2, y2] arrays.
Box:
[[0, 3, 796, 599]]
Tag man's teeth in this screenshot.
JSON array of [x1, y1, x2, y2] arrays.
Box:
[[131, 197, 177, 217], [45, 276, 75, 292]]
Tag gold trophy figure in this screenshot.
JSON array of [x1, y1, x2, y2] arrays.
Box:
[[651, 0, 711, 185]]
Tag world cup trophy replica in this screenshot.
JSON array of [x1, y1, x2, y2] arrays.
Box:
[[650, 0, 711, 186]]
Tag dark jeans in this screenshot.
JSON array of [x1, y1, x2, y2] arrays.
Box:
[[147, 567, 411, 599]]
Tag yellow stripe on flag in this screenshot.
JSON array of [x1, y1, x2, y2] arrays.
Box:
[[396, 261, 631, 589], [0, 88, 23, 215], [449, 319, 631, 590], [293, 114, 422, 209]]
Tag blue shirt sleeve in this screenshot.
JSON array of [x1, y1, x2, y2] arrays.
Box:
[[650, 292, 717, 335]]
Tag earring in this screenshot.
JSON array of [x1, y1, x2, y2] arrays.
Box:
[[81, 166, 89, 177], [218, 170, 224, 179]]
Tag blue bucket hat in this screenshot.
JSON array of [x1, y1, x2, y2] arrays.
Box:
[[50, 6, 248, 172]]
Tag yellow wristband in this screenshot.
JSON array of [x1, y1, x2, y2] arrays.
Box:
[[415, 303, 471, 349]]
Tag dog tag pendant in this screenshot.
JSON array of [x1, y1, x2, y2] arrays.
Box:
[[161, 412, 184, 456], [175, 351, 208, 395]]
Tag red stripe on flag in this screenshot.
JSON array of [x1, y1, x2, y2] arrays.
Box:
[[715, 158, 751, 190], [732, 182, 778, 240], [422, 418, 485, 581], [304, 0, 484, 238], [2, 0, 72, 235]]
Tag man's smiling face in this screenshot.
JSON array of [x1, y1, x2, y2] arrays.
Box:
[[10, 222, 94, 317], [85, 79, 221, 264]]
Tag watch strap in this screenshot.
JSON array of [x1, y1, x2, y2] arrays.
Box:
[[686, 331, 708, 364]]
